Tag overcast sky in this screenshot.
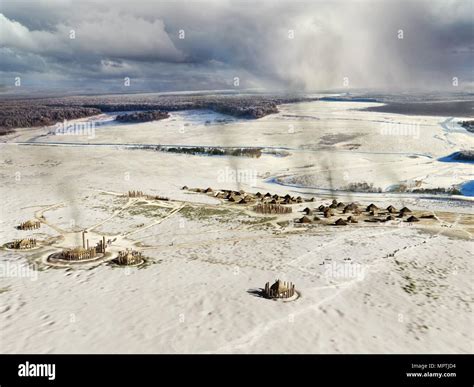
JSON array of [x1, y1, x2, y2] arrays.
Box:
[[0, 0, 472, 95]]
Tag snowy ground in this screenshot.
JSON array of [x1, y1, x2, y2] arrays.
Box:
[[0, 100, 472, 353]]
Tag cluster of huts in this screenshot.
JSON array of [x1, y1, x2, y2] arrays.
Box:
[[264, 279, 297, 299], [296, 200, 422, 226], [184, 186, 308, 206], [16, 220, 41, 230], [184, 186, 430, 227], [7, 238, 37, 250], [114, 249, 144, 266]]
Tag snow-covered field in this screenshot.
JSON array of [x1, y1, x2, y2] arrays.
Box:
[[0, 100, 472, 353]]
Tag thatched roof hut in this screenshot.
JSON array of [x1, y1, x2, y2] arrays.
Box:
[[255, 192, 262, 198], [318, 204, 326, 211], [323, 208, 334, 218], [335, 218, 347, 226], [386, 215, 395, 221], [347, 216, 358, 223], [337, 202, 345, 209], [284, 194, 292, 200], [344, 202, 358, 211], [264, 279, 296, 299], [400, 206, 412, 213], [264, 192, 272, 198], [406, 215, 419, 222], [329, 203, 338, 209], [332, 199, 338, 205], [299, 216, 312, 224], [204, 187, 213, 193], [386, 205, 397, 213], [366, 203, 378, 212], [302, 207, 313, 215]]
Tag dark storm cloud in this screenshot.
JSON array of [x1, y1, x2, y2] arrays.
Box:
[[0, 0, 472, 94]]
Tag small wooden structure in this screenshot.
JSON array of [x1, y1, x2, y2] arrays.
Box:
[[60, 232, 106, 261], [264, 279, 296, 299], [116, 249, 143, 265], [253, 203, 292, 214], [17, 220, 40, 230], [7, 238, 37, 249]]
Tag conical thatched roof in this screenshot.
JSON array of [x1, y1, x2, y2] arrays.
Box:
[[329, 203, 337, 209], [302, 207, 313, 215], [335, 218, 347, 226], [366, 203, 378, 211], [255, 192, 262, 197], [204, 187, 213, 193], [323, 208, 334, 218], [284, 194, 292, 200], [386, 205, 397, 213], [406, 215, 419, 222], [318, 205, 326, 211], [299, 216, 312, 223], [332, 199, 338, 205], [337, 202, 345, 208], [270, 279, 288, 293], [344, 202, 358, 212], [347, 216, 358, 223], [264, 192, 272, 197], [400, 206, 412, 213]]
